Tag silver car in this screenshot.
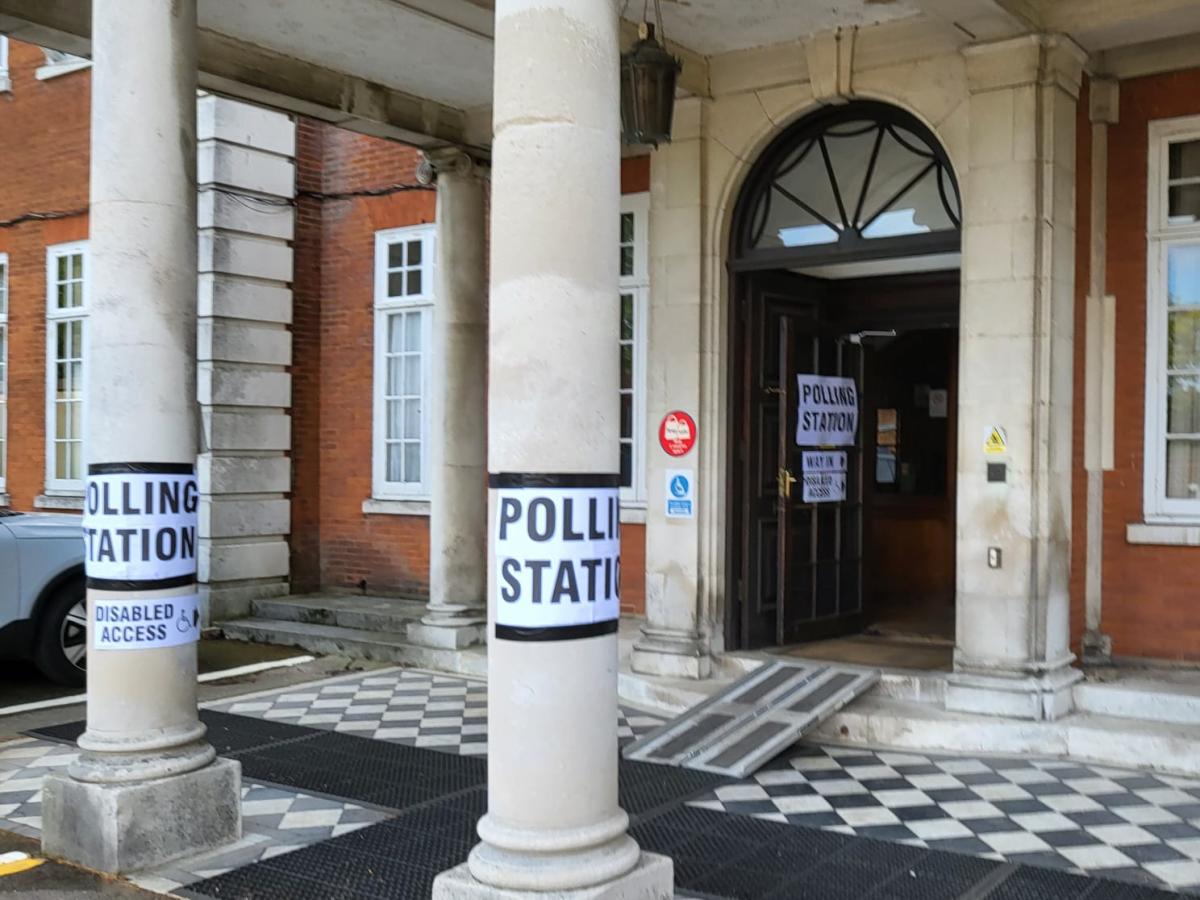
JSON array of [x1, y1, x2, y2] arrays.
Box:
[[0, 510, 86, 685]]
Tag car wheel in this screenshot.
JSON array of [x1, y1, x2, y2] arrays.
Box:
[[34, 583, 87, 687]]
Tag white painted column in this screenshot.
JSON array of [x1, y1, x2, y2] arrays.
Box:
[[1081, 77, 1118, 663], [948, 35, 1087, 721], [41, 0, 240, 873], [433, 0, 671, 896], [634, 98, 713, 680], [410, 149, 488, 650]]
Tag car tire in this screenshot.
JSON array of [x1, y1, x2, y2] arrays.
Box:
[[34, 581, 87, 687]]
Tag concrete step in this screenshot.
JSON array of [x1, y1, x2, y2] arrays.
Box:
[[808, 694, 1200, 780], [1075, 677, 1200, 726], [251, 594, 426, 633], [220, 617, 487, 679]]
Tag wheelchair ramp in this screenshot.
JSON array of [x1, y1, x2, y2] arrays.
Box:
[[622, 659, 878, 778]]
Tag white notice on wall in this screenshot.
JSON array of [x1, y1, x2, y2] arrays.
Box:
[[92, 594, 201, 650], [802, 451, 848, 503], [796, 375, 858, 446], [83, 472, 199, 584], [494, 485, 621, 638]]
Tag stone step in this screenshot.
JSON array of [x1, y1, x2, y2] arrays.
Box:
[[251, 594, 426, 633], [1074, 678, 1200, 726], [220, 617, 487, 679]]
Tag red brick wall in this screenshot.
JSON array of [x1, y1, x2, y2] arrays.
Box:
[[292, 145, 652, 610], [1097, 68, 1200, 660], [289, 124, 436, 595], [0, 41, 90, 512]]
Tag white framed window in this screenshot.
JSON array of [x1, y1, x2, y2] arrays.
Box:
[[45, 241, 87, 494], [372, 225, 435, 501], [1145, 117, 1200, 521], [0, 253, 8, 493], [35, 47, 90, 81], [620, 193, 649, 505], [0, 37, 10, 92]]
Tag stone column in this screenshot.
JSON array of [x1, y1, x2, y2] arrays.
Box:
[[947, 34, 1087, 721], [196, 95, 296, 622], [633, 97, 713, 680], [409, 148, 488, 651], [432, 0, 672, 896], [41, 0, 240, 873], [1081, 77, 1118, 663]]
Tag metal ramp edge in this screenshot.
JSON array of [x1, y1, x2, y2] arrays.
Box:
[[621, 659, 879, 779]]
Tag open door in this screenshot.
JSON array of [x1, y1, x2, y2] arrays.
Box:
[[736, 273, 864, 649]]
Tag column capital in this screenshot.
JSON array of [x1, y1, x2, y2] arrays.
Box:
[[1089, 76, 1119, 125], [964, 33, 1087, 99], [417, 147, 486, 184]]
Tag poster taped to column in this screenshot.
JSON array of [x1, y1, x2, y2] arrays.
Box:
[[492, 476, 620, 641], [796, 375, 858, 446], [92, 594, 201, 650], [82, 466, 199, 586], [802, 451, 847, 503]]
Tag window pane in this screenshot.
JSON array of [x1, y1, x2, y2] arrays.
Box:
[[619, 442, 632, 488], [406, 270, 422, 296], [404, 443, 421, 483], [825, 123, 878, 226], [67, 442, 80, 481], [388, 272, 405, 298], [57, 256, 67, 281], [69, 363, 83, 398], [620, 294, 634, 341], [620, 344, 633, 390], [388, 242, 405, 268], [1168, 245, 1200, 306], [407, 240, 421, 266], [620, 393, 632, 439], [620, 213, 634, 244], [1166, 440, 1200, 499], [1170, 140, 1200, 180], [1168, 375, 1200, 434], [56, 363, 68, 394], [70, 320, 83, 357], [387, 356, 402, 395], [1169, 185, 1200, 225], [1170, 310, 1200, 368], [862, 164, 953, 239], [386, 443, 402, 482], [71, 253, 82, 280], [388, 314, 404, 353], [387, 400, 401, 440], [404, 312, 421, 351], [69, 401, 81, 438], [55, 441, 68, 480], [404, 399, 420, 439], [620, 246, 634, 278], [403, 355, 421, 394]]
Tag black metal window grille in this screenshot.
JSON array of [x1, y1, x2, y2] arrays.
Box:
[[732, 102, 962, 270]]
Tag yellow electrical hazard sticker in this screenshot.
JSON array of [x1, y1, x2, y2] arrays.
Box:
[[0, 851, 45, 876], [984, 426, 1008, 454]]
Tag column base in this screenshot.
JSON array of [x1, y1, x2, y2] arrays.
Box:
[[631, 628, 711, 680], [409, 620, 486, 650], [433, 852, 673, 900], [42, 757, 241, 874], [1081, 630, 1113, 665], [945, 663, 1082, 721]]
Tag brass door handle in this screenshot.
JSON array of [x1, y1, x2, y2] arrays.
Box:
[[777, 468, 797, 499]]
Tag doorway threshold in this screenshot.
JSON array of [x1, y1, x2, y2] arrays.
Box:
[[778, 632, 954, 672]]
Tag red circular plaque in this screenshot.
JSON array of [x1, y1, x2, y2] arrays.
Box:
[[659, 410, 697, 457]]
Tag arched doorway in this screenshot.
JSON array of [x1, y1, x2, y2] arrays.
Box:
[[726, 101, 963, 654]]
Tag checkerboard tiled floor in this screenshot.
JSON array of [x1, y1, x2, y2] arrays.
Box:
[[690, 744, 1200, 893], [0, 735, 392, 893], [208, 668, 664, 754]]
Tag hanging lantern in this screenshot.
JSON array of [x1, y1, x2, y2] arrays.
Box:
[[620, 6, 682, 148]]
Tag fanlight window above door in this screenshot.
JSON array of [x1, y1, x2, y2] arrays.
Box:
[[737, 104, 961, 263]]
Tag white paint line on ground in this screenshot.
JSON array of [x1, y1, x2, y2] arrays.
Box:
[[0, 655, 316, 718]]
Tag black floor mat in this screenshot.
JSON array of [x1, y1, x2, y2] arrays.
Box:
[[30, 711, 1181, 899]]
